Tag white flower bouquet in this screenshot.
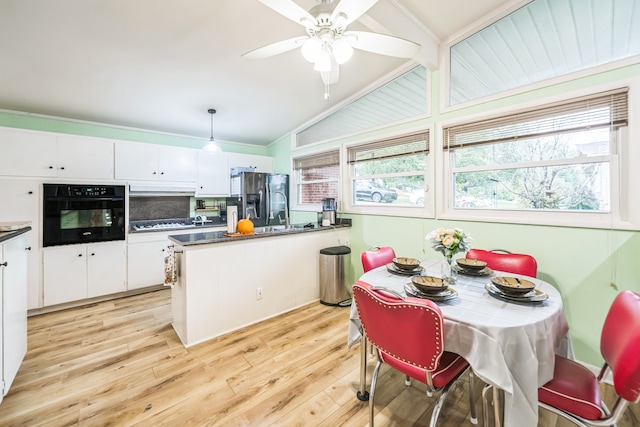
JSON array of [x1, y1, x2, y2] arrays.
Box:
[[426, 227, 471, 259]]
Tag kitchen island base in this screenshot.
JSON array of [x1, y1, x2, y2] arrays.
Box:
[[171, 227, 350, 347]]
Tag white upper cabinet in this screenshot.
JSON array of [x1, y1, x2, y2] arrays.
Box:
[[197, 152, 229, 196], [0, 129, 57, 177], [115, 142, 197, 182], [56, 135, 114, 179], [0, 128, 114, 179], [227, 153, 274, 173]]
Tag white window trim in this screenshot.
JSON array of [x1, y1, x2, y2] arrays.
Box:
[[342, 124, 435, 219], [436, 77, 640, 231], [291, 149, 340, 213]]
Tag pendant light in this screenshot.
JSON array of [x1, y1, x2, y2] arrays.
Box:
[[203, 108, 222, 153]]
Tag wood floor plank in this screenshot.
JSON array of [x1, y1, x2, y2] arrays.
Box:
[[1, 288, 638, 427]]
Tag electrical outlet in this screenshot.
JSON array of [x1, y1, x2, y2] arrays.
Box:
[[256, 287, 264, 300]]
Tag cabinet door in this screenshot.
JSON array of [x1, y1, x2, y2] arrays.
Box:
[[0, 128, 57, 177], [43, 246, 87, 307], [228, 153, 274, 173], [0, 180, 41, 309], [57, 135, 114, 179], [158, 146, 197, 182], [114, 142, 159, 181], [1, 234, 28, 396], [127, 240, 168, 290], [197, 152, 230, 196], [87, 242, 125, 298]]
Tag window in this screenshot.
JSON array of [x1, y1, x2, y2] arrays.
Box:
[[449, 0, 640, 105], [442, 88, 628, 223], [292, 150, 339, 208], [347, 131, 429, 208]]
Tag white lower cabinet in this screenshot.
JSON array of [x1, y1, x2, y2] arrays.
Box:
[[1, 232, 28, 403], [43, 241, 126, 306], [127, 240, 168, 290]]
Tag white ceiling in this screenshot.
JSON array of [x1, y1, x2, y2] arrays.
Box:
[[0, 0, 512, 147]]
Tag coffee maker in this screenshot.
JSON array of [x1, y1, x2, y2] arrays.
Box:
[[321, 198, 337, 226]]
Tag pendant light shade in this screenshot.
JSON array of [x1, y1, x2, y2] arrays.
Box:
[[203, 108, 222, 153]]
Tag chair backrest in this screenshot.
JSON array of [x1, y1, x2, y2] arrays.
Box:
[[361, 246, 396, 272], [467, 248, 538, 278], [353, 280, 444, 371], [600, 290, 640, 402]]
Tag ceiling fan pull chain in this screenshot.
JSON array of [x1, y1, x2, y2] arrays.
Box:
[[324, 81, 331, 100]]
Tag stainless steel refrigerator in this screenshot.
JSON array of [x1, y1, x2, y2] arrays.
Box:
[[228, 172, 289, 227]]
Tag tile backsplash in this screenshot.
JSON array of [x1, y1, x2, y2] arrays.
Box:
[[129, 196, 190, 221]]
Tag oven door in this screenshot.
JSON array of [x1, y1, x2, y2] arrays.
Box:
[[43, 184, 126, 247]]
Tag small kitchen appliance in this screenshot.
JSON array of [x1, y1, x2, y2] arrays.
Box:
[[321, 198, 337, 226]]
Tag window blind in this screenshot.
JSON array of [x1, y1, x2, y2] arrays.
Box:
[[293, 150, 339, 170], [443, 88, 629, 150], [347, 131, 429, 164]]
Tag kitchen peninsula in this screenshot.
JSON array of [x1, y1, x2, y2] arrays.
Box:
[[168, 223, 351, 347]]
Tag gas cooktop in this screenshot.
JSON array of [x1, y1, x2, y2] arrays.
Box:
[[130, 219, 193, 232]]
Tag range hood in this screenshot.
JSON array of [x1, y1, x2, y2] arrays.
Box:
[[129, 182, 196, 196]]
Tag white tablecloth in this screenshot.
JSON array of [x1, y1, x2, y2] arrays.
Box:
[[348, 259, 570, 427]]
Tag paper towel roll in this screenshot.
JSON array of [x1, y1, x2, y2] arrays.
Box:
[[227, 206, 237, 233]]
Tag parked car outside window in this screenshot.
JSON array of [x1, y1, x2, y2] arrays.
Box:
[[355, 180, 398, 203]]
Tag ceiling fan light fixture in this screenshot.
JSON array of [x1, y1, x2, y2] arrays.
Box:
[[331, 38, 353, 64], [203, 108, 222, 153], [301, 37, 321, 62]]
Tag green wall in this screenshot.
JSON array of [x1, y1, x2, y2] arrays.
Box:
[[0, 111, 269, 155], [278, 62, 640, 367]]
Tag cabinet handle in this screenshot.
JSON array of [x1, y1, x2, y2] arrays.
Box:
[[25, 246, 31, 251], [90, 253, 95, 256], [78, 254, 83, 257], [153, 171, 157, 175], [0, 261, 7, 267], [60, 166, 65, 170], [160, 171, 164, 175], [49, 166, 54, 169], [28, 191, 33, 194]]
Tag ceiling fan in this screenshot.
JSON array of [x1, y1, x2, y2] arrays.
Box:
[[242, 0, 421, 99]]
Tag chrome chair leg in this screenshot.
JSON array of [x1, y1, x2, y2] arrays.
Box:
[[468, 371, 478, 424], [357, 335, 369, 401], [369, 357, 383, 427], [481, 383, 502, 427]]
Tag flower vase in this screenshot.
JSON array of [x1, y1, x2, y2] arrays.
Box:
[[441, 256, 458, 284]]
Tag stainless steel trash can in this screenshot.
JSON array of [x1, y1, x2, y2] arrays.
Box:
[[319, 245, 352, 306]]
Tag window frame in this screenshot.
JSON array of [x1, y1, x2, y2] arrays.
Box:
[[291, 149, 340, 212], [343, 126, 435, 218], [437, 77, 640, 230]]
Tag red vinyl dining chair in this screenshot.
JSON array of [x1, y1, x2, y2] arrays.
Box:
[[361, 246, 396, 272], [353, 280, 477, 427], [537, 290, 640, 426], [466, 248, 538, 278]]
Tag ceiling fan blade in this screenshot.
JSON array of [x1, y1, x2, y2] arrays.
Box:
[[242, 36, 307, 59], [259, 0, 317, 28], [346, 31, 420, 58], [330, 0, 378, 29]]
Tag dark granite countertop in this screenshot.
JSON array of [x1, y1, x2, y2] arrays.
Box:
[[168, 221, 351, 247], [0, 226, 32, 244]]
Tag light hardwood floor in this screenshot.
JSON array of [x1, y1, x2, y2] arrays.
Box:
[[0, 289, 637, 426]]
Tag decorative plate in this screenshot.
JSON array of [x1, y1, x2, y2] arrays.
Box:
[[404, 283, 458, 302], [386, 263, 424, 276], [392, 257, 421, 271], [485, 283, 548, 303], [491, 276, 535, 294], [456, 258, 487, 271]]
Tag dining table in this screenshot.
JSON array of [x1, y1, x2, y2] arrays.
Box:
[[348, 258, 571, 427]]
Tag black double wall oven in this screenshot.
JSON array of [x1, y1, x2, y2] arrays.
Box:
[[43, 184, 126, 247]]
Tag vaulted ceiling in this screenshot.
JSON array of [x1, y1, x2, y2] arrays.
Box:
[[0, 0, 520, 146]]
